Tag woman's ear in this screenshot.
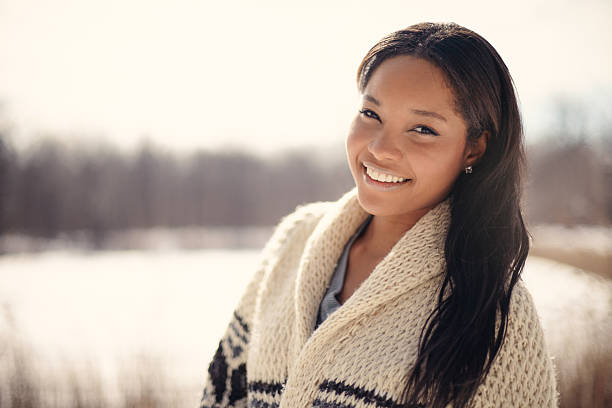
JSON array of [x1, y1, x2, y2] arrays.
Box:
[[464, 130, 490, 167]]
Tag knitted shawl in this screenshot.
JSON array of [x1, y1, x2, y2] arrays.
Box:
[[199, 188, 558, 408]]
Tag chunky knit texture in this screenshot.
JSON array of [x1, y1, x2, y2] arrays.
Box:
[[199, 188, 558, 408]]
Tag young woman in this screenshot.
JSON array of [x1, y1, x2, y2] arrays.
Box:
[[198, 22, 558, 408]]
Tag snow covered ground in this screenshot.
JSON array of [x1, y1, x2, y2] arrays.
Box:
[[0, 249, 261, 406], [0, 249, 610, 406]]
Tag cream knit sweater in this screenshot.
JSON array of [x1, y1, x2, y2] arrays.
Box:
[[199, 188, 558, 408]]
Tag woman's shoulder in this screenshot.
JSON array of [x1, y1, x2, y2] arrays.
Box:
[[287, 200, 333, 224], [274, 199, 333, 235], [472, 279, 558, 406], [507, 279, 546, 332], [502, 279, 550, 362], [274, 188, 360, 232], [258, 199, 334, 259]]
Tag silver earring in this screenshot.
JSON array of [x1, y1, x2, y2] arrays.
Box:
[[464, 166, 473, 174]]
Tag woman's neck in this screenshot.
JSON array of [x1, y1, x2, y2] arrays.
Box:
[[356, 209, 431, 259]]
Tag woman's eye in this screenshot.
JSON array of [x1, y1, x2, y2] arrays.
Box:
[[413, 126, 439, 136], [359, 109, 380, 122]]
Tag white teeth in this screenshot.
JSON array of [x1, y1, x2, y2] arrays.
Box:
[[365, 165, 407, 183]]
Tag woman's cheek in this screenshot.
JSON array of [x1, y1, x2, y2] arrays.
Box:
[[346, 123, 367, 156], [349, 124, 374, 153]]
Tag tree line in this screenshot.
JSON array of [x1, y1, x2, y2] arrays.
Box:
[[0, 136, 354, 239], [0, 126, 609, 243]]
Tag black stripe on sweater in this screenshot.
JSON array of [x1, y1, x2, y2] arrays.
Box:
[[230, 320, 249, 344], [249, 397, 279, 408], [312, 397, 356, 408], [207, 341, 228, 403], [234, 310, 249, 333], [318, 379, 420, 408], [247, 379, 286, 396]]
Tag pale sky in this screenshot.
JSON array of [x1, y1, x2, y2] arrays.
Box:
[[0, 0, 610, 155]]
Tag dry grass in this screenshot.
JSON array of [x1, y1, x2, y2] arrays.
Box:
[[0, 345, 196, 408], [529, 226, 612, 407], [559, 348, 612, 408], [530, 224, 611, 279], [0, 304, 198, 408], [531, 245, 611, 280], [1, 239, 610, 407], [2, 299, 611, 408]]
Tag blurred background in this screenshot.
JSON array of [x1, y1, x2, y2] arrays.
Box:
[[0, 0, 610, 407]]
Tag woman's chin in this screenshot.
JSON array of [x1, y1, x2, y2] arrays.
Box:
[[355, 188, 403, 217]]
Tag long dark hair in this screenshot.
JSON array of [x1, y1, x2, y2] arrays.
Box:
[[356, 22, 530, 408]]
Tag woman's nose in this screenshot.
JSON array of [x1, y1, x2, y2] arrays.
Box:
[[368, 131, 403, 161]]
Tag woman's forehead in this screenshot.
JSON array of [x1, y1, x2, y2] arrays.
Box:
[[362, 56, 459, 120]]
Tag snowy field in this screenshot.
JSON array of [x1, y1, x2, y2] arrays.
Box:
[[0, 249, 610, 407], [0, 249, 262, 406]]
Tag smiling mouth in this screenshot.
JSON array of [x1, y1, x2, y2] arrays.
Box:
[[362, 163, 411, 186]]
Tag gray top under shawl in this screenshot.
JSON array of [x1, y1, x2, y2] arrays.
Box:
[[314, 214, 373, 331]]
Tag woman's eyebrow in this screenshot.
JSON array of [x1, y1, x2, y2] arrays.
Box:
[[363, 93, 382, 106], [412, 109, 447, 123], [363, 93, 448, 123]]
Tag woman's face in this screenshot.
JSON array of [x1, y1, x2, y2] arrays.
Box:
[[346, 55, 474, 221]]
